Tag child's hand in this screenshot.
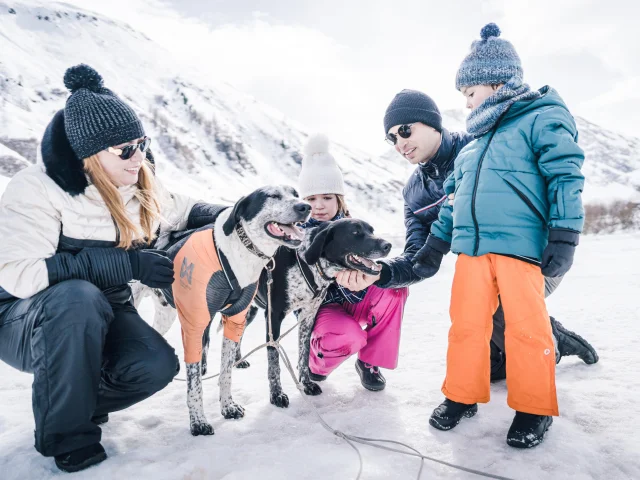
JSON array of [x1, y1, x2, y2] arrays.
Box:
[[412, 235, 450, 279], [447, 193, 455, 206], [336, 269, 379, 291], [412, 245, 443, 278], [541, 228, 579, 277]]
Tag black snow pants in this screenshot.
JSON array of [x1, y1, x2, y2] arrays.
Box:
[[0, 279, 179, 457]]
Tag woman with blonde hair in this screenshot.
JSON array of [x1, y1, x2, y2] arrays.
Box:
[[0, 65, 213, 472]]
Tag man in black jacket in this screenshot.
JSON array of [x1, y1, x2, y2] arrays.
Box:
[[374, 89, 598, 379]]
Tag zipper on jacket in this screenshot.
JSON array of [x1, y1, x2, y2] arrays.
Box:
[[470, 110, 512, 256], [470, 130, 498, 256]]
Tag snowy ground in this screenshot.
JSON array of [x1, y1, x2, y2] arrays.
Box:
[[0, 175, 10, 192], [1, 234, 639, 480]]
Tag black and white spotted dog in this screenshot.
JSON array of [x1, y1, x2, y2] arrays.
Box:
[[134, 186, 310, 436], [253, 218, 392, 407], [133, 217, 392, 420]]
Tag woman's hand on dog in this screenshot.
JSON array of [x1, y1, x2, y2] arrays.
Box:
[[335, 269, 380, 291], [127, 249, 175, 289]]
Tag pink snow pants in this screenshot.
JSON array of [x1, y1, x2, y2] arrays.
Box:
[[309, 285, 409, 376]]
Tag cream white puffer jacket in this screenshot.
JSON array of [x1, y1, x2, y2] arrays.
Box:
[[0, 164, 195, 299]]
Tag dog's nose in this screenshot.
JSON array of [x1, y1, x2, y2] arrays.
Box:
[[295, 203, 311, 215], [381, 241, 392, 253]]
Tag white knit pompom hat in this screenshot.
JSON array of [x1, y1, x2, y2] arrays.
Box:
[[298, 134, 345, 199]]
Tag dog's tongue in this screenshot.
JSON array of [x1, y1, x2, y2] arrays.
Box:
[[362, 258, 381, 271], [353, 254, 382, 272], [267, 222, 304, 241], [279, 223, 304, 241], [267, 223, 283, 237]]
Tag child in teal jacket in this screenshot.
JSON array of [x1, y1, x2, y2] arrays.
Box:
[[413, 23, 585, 449]]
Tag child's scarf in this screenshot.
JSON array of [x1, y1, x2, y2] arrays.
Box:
[[466, 76, 541, 137]]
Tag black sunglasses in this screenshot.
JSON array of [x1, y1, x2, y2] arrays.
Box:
[[107, 137, 151, 160], [385, 124, 413, 146]]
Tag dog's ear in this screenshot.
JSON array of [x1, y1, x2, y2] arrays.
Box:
[[302, 222, 333, 265], [223, 196, 247, 236]]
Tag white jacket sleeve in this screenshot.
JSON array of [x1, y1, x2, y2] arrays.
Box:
[[156, 179, 197, 236], [0, 169, 61, 299]]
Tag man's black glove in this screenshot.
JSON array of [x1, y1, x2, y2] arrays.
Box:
[[541, 228, 579, 277], [127, 249, 175, 289], [412, 235, 451, 279]]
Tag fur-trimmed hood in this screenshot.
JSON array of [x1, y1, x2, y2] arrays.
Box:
[[41, 109, 89, 196]]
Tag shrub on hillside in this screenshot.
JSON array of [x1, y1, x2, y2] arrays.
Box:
[[583, 201, 640, 233]]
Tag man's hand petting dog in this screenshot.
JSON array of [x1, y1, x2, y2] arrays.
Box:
[[335, 269, 380, 291]]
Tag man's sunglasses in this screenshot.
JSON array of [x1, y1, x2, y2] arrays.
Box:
[[107, 137, 151, 160], [385, 124, 414, 146]]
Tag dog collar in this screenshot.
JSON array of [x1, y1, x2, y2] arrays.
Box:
[[315, 261, 332, 283], [235, 223, 271, 261]]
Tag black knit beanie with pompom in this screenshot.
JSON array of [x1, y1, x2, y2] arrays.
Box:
[[62, 64, 145, 159]]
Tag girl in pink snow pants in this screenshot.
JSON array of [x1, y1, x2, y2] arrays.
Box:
[[299, 134, 409, 391]]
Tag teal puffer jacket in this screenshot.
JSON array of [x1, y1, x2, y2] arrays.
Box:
[[431, 87, 585, 261]]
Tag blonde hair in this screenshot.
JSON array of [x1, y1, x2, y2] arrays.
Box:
[[336, 194, 351, 218], [84, 155, 161, 249]]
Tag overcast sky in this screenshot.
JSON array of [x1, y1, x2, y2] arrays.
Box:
[[79, 0, 639, 155]]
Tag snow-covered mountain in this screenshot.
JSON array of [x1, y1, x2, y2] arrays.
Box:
[[0, 1, 408, 235], [1, 1, 638, 238]]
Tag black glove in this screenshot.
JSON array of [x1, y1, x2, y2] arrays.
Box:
[[541, 228, 579, 277], [375, 262, 391, 286], [412, 236, 450, 279], [127, 249, 175, 289]]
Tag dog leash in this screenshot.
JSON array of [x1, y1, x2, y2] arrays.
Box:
[[171, 256, 514, 480], [295, 250, 334, 299]]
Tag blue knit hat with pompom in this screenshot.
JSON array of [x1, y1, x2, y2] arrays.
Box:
[[63, 64, 145, 159], [455, 23, 523, 91]]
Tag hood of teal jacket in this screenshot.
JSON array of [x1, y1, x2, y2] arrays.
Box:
[[505, 86, 568, 121]]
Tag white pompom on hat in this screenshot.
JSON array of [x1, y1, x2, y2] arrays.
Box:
[[298, 134, 345, 199]]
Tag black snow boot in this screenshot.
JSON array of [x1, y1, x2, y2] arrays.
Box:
[[506, 412, 553, 448], [91, 413, 109, 425], [55, 443, 107, 473], [429, 398, 478, 431], [551, 317, 599, 365], [309, 372, 327, 382], [355, 359, 386, 391]]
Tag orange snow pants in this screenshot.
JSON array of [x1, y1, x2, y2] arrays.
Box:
[[172, 230, 252, 364], [442, 254, 559, 416]]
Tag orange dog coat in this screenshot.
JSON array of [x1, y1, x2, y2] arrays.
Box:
[[171, 229, 257, 364]]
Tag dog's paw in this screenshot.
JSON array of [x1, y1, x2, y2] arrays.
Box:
[[270, 391, 290, 408], [235, 360, 250, 369], [190, 422, 214, 436], [221, 403, 245, 419], [303, 381, 322, 396]]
